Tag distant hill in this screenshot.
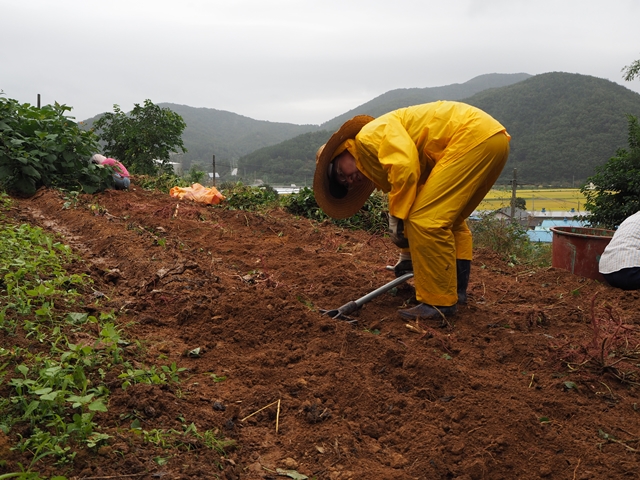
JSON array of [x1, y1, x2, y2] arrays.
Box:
[[463, 72, 640, 185], [235, 73, 533, 184], [154, 104, 317, 172], [234, 130, 330, 186], [237, 72, 640, 187], [167, 73, 531, 175], [80, 72, 640, 187], [80, 73, 529, 177], [320, 73, 532, 131], [79, 107, 319, 174]]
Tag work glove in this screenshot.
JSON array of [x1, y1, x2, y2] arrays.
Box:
[[388, 215, 409, 248], [390, 251, 413, 278]]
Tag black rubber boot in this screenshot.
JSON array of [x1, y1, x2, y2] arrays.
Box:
[[398, 303, 457, 320], [456, 259, 471, 305]]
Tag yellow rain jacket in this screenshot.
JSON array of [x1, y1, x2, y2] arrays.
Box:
[[353, 101, 510, 306]]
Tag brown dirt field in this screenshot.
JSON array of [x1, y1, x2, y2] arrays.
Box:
[[1, 184, 640, 480]]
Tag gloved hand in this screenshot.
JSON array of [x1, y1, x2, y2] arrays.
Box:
[[392, 251, 413, 277], [388, 215, 409, 248]]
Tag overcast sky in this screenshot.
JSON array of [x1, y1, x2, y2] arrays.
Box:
[[2, 0, 640, 125]]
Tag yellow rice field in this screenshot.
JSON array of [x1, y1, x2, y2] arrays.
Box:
[[477, 188, 587, 212]]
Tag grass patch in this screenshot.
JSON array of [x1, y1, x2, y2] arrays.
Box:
[[469, 212, 552, 267]]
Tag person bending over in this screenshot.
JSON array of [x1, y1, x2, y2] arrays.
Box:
[[91, 154, 131, 190], [313, 101, 510, 320]]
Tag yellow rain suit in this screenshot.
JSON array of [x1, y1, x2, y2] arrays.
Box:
[[352, 101, 510, 307]]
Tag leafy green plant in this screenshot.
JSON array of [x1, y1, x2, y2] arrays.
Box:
[[208, 373, 227, 383], [195, 424, 237, 455], [7, 354, 110, 466], [580, 115, 640, 229], [61, 191, 81, 210], [221, 183, 280, 210], [469, 212, 551, 266], [0, 202, 118, 472], [118, 366, 165, 389], [98, 322, 127, 364], [0, 219, 91, 335], [284, 187, 389, 234], [93, 100, 187, 175], [118, 362, 186, 389], [161, 362, 188, 383], [332, 190, 388, 234], [136, 172, 190, 193], [139, 422, 236, 456], [282, 187, 327, 221], [0, 96, 112, 197], [185, 165, 206, 184]]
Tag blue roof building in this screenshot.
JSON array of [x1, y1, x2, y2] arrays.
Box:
[[527, 218, 585, 243]]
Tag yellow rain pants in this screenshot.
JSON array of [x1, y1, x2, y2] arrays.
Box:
[[353, 101, 510, 307]]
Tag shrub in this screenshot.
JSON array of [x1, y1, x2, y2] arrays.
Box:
[[580, 115, 640, 229], [282, 186, 328, 221], [284, 188, 389, 234], [220, 183, 280, 211], [93, 100, 187, 176], [0, 96, 112, 197], [332, 190, 388, 234], [185, 165, 206, 184], [136, 173, 190, 193], [469, 212, 551, 266]]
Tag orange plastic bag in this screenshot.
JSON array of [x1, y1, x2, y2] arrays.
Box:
[[169, 183, 225, 205]]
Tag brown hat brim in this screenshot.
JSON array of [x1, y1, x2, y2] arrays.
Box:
[[313, 115, 375, 219]]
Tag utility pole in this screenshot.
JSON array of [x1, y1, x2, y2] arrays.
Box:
[[37, 94, 41, 109], [212, 154, 216, 187], [510, 168, 517, 223]]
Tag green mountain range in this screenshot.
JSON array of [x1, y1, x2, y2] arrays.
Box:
[[82, 72, 640, 187], [235, 72, 640, 187], [319, 72, 533, 132], [162, 73, 533, 181], [467, 72, 640, 186]]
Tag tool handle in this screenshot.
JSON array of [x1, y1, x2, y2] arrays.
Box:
[[321, 272, 414, 321], [353, 272, 414, 307]]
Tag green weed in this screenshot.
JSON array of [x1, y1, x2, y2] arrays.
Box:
[[0, 208, 114, 473], [0, 220, 91, 335], [208, 373, 227, 383], [118, 362, 187, 389], [284, 188, 388, 234], [220, 183, 279, 211], [469, 212, 551, 267], [136, 173, 190, 193], [138, 422, 236, 457]]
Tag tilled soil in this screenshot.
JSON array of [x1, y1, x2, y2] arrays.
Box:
[[1, 185, 639, 480]]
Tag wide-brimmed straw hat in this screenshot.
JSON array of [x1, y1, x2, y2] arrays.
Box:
[[313, 115, 375, 219]]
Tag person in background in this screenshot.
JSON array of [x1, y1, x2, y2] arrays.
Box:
[[91, 154, 130, 190], [599, 211, 640, 290], [313, 101, 510, 320]]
